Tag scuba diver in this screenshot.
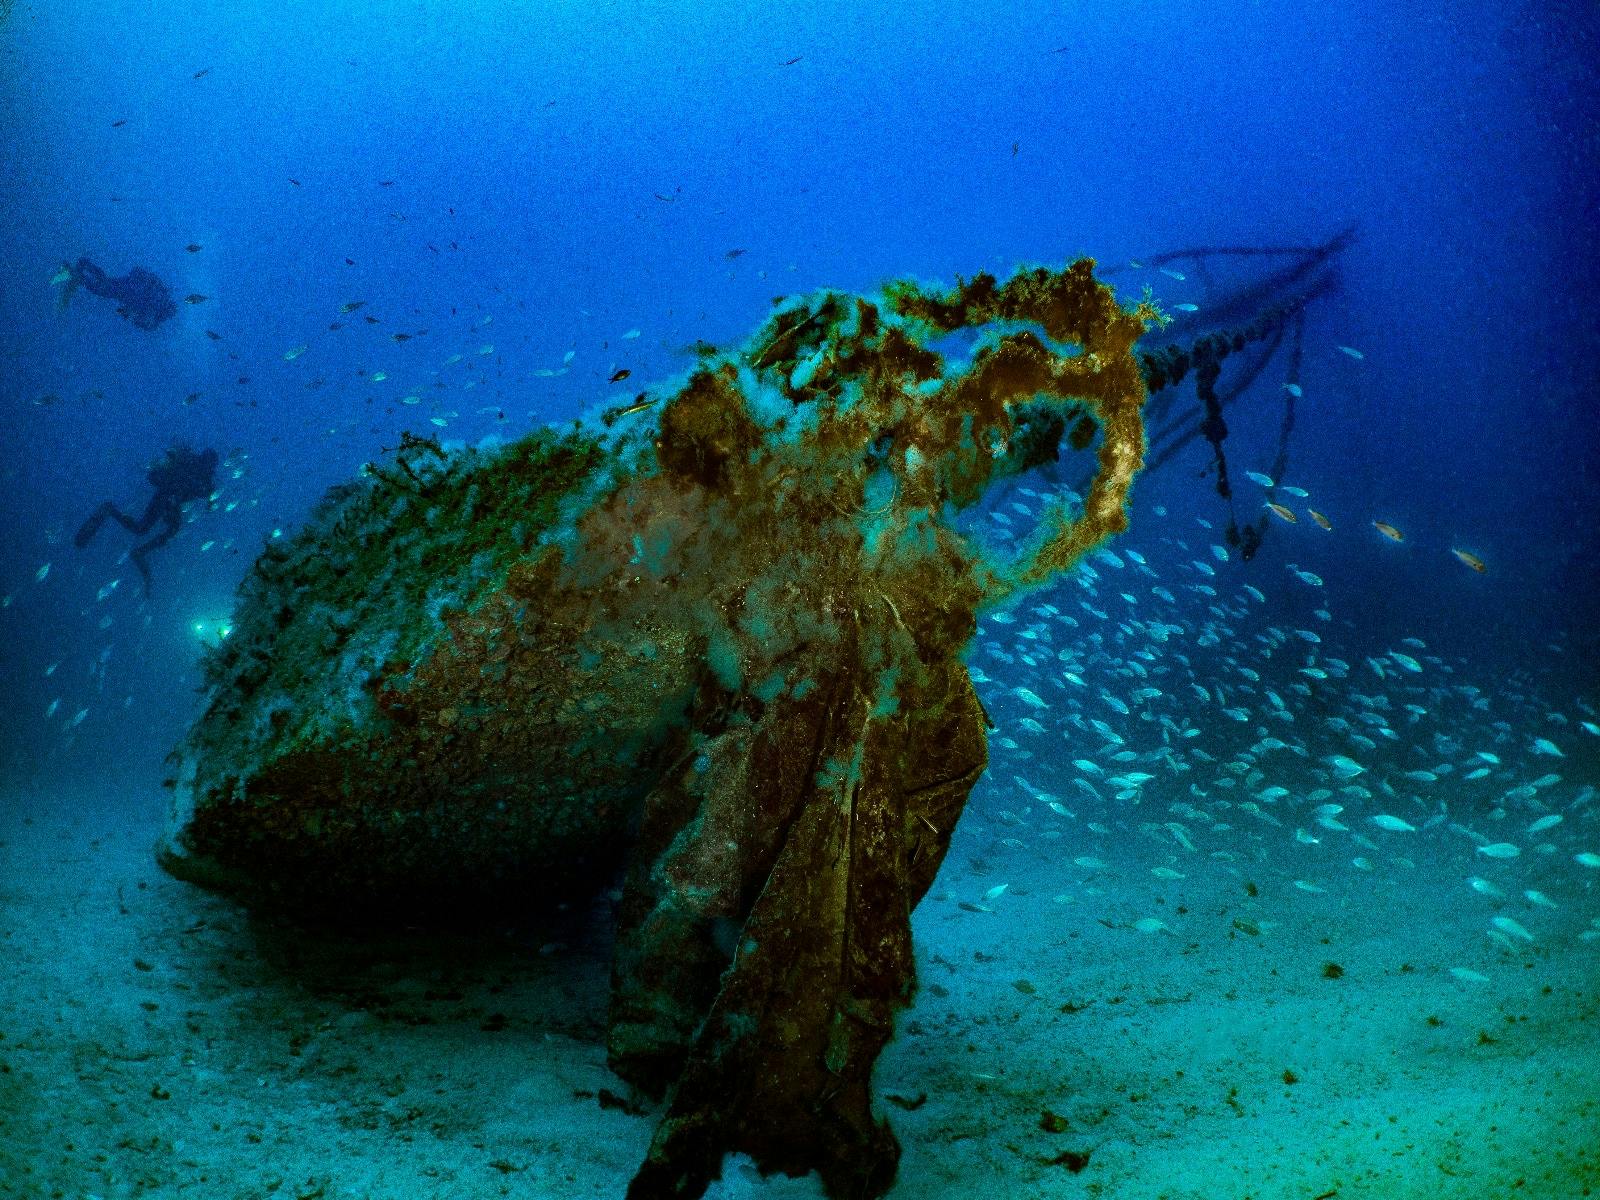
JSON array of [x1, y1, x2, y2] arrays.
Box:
[[74, 445, 219, 594], [55, 256, 177, 331]]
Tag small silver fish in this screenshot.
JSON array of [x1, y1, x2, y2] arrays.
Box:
[[1491, 915, 1534, 942], [1476, 842, 1521, 859], [1370, 814, 1415, 832]]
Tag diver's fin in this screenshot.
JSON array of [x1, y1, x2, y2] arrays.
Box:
[[74, 503, 110, 548], [74, 515, 100, 548], [54, 262, 80, 310], [131, 549, 153, 595]]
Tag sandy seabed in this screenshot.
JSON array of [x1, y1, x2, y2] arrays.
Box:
[[2, 779, 1596, 1200]]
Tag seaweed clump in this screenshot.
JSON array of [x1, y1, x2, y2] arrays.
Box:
[[162, 259, 1154, 1200]]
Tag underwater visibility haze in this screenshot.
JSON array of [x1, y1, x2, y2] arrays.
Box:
[[1, 1, 1598, 1197]]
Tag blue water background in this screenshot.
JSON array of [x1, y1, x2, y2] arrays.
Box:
[[0, 0, 1595, 786]]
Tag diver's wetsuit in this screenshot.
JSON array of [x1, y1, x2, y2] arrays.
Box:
[[75, 448, 218, 593], [65, 257, 177, 331]]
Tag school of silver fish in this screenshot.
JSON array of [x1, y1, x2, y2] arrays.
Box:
[[948, 484, 1597, 983]]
